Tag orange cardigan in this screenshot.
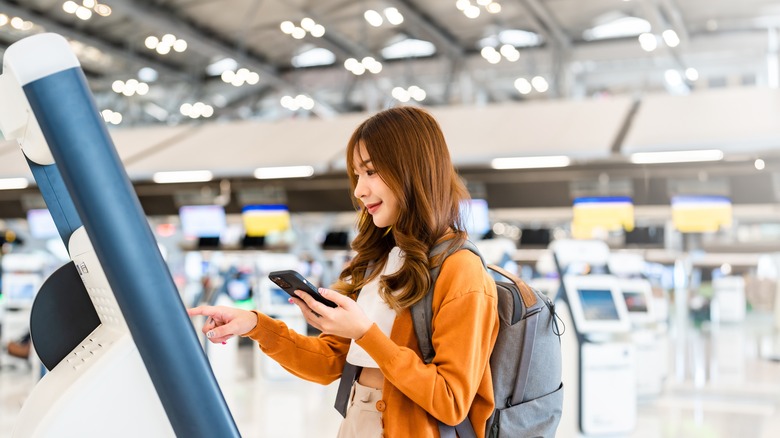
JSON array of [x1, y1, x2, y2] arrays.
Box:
[[243, 250, 499, 438]]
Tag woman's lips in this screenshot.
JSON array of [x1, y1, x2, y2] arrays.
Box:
[[366, 202, 381, 214]]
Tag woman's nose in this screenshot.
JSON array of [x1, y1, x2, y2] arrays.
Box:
[[354, 177, 367, 199]]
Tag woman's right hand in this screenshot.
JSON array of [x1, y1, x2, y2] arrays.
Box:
[[187, 305, 259, 344]]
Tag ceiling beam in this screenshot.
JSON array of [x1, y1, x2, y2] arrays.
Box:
[[517, 0, 572, 50]]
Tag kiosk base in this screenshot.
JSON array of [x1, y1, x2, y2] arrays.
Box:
[[581, 342, 636, 436]]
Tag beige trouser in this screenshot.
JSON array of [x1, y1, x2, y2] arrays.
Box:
[[336, 381, 384, 438]]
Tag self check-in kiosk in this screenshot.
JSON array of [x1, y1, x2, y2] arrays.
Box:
[[0, 33, 238, 437], [610, 252, 669, 397], [552, 240, 636, 437]]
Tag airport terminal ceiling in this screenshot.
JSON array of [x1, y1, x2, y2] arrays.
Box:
[[1, 0, 780, 215]]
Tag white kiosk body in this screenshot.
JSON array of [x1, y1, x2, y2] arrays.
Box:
[[552, 240, 637, 437], [13, 228, 174, 436]]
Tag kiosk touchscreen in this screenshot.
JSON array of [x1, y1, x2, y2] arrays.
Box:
[[563, 275, 631, 335], [620, 278, 667, 397], [618, 278, 655, 325]]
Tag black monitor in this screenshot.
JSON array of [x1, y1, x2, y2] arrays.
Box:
[[624, 226, 664, 246], [322, 231, 350, 249], [520, 228, 551, 247]]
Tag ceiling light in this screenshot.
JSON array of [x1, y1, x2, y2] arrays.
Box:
[[75, 6, 92, 20], [310, 24, 325, 38], [685, 67, 699, 81], [10, 17, 24, 29], [153, 170, 213, 184], [381, 37, 436, 59], [364, 10, 383, 27], [629, 149, 724, 164], [514, 77, 532, 94], [498, 29, 543, 47], [144, 36, 159, 49], [207, 58, 238, 76], [291, 27, 306, 39], [531, 76, 549, 92], [138, 67, 158, 82], [384, 8, 404, 25], [464, 5, 480, 19], [292, 47, 336, 67], [455, 0, 470, 11], [63, 1, 78, 14], [280, 21, 295, 34], [491, 156, 571, 169], [282, 18, 324, 39], [94, 4, 111, 16], [0, 178, 29, 190], [254, 166, 314, 180], [662, 29, 680, 47], [638, 33, 657, 51], [664, 69, 683, 87], [101, 109, 122, 125], [179, 102, 214, 119], [173, 39, 188, 53], [300, 17, 316, 31], [486, 2, 501, 13], [583, 16, 651, 41]]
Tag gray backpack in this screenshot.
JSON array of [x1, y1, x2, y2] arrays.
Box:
[[412, 240, 564, 438]]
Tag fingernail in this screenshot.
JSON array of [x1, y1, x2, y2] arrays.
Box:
[[206, 330, 215, 338], [221, 341, 227, 345], [288, 298, 294, 303]]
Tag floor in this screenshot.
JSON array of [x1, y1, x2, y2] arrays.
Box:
[[1, 313, 779, 437]]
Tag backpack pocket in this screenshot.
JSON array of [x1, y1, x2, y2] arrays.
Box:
[[490, 383, 564, 438]]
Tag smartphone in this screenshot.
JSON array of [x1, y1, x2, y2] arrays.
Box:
[[268, 270, 337, 308]]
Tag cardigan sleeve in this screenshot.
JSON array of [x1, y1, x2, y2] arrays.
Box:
[[355, 250, 499, 425], [242, 311, 351, 385]]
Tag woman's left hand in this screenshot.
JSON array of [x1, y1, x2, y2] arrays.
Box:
[[290, 288, 372, 340]]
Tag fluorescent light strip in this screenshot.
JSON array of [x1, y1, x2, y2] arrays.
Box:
[[0, 178, 29, 190], [153, 170, 213, 184], [491, 155, 571, 170], [629, 149, 723, 164], [254, 165, 314, 179]]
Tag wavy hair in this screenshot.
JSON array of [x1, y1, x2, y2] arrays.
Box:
[[332, 106, 470, 310]]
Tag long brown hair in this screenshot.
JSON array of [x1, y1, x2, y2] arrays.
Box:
[[332, 106, 470, 310]]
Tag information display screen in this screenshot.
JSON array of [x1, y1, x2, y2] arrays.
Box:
[[27, 209, 59, 239], [179, 205, 226, 238], [460, 199, 490, 239], [242, 204, 291, 237]]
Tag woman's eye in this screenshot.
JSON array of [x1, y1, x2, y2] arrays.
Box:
[[366, 170, 376, 176]]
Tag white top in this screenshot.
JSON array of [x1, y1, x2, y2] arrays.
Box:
[[346, 246, 404, 368]]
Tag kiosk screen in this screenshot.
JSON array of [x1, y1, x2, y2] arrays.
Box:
[[578, 289, 620, 320], [623, 290, 649, 313]]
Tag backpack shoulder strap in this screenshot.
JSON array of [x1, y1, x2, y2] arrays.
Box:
[[411, 239, 485, 364], [411, 239, 484, 438]]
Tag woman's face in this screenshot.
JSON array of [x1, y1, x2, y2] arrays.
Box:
[[352, 141, 399, 229]]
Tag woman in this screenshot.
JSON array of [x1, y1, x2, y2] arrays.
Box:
[[188, 106, 499, 437]]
